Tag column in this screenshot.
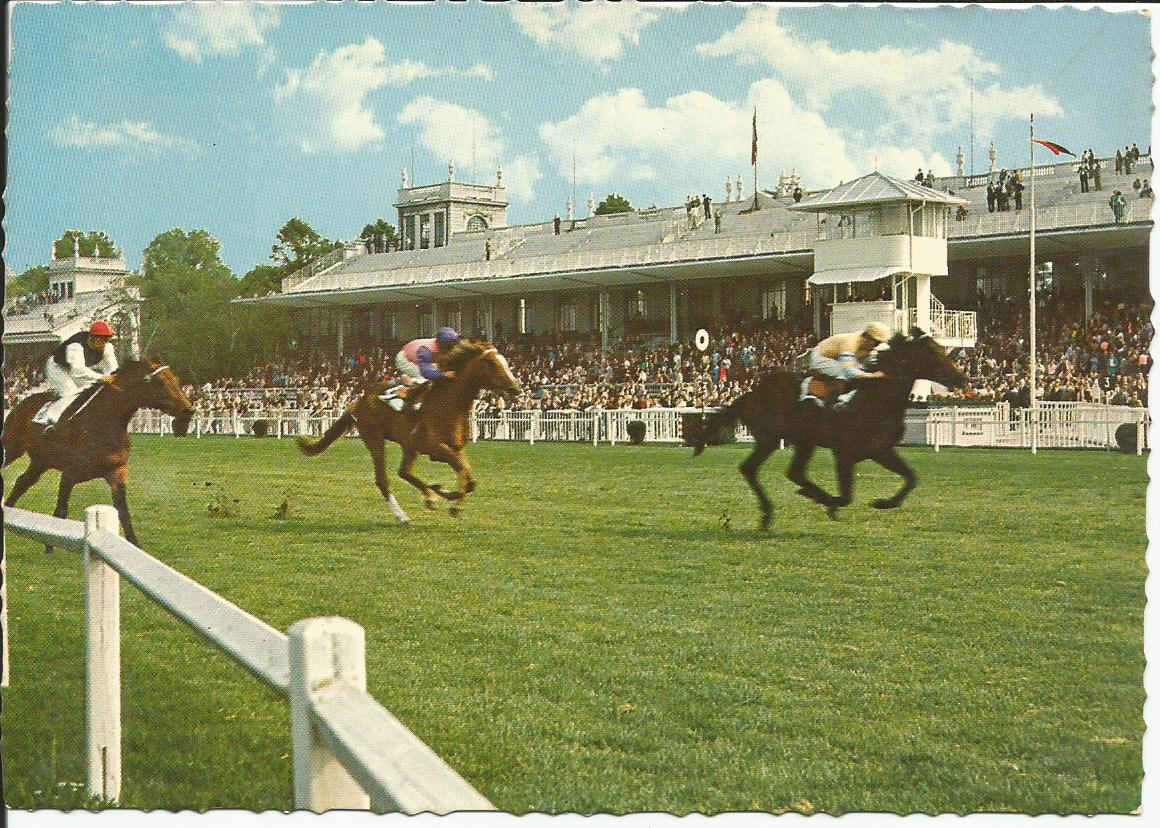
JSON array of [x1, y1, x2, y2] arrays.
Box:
[[669, 281, 678, 344], [336, 311, 344, 356], [599, 290, 610, 351]]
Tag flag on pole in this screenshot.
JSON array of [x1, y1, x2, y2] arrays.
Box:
[[751, 109, 758, 166], [1032, 139, 1075, 157]]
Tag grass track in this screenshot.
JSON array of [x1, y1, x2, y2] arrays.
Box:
[[2, 436, 1146, 814]]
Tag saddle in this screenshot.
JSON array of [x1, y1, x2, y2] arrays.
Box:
[[802, 375, 849, 406]]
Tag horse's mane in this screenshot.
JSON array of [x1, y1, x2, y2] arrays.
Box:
[[443, 340, 487, 372]]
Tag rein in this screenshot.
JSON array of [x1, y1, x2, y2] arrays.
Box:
[[60, 364, 171, 425]]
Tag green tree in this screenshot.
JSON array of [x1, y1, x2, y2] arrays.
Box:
[[237, 264, 284, 298], [232, 264, 296, 367], [6, 265, 51, 298], [139, 228, 239, 381], [594, 193, 633, 215], [359, 219, 397, 243], [270, 218, 341, 273], [53, 230, 119, 259]]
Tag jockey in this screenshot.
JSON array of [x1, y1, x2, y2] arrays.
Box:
[[39, 320, 119, 428], [802, 321, 891, 408], [380, 327, 461, 412]]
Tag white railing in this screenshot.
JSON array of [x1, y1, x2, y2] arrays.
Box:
[[281, 246, 352, 292], [2, 505, 494, 814], [948, 198, 1150, 238], [131, 403, 1148, 452]]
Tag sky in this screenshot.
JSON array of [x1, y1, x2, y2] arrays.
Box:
[[3, 1, 1154, 279]]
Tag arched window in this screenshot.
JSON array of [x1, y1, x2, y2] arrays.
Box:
[[466, 215, 488, 232]]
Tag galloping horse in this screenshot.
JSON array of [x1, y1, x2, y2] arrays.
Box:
[[296, 341, 521, 524], [688, 329, 967, 530], [3, 358, 195, 548]]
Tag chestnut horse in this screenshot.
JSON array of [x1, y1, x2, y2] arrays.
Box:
[[688, 329, 967, 530], [3, 358, 195, 548], [296, 341, 521, 524]]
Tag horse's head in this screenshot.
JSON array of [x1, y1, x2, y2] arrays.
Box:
[[116, 359, 196, 435], [448, 341, 522, 397], [879, 329, 968, 390]]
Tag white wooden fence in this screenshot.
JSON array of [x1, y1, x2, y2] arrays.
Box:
[[132, 403, 1148, 452], [2, 504, 494, 814]]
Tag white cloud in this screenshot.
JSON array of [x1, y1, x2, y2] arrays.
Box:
[[695, 6, 1062, 142], [398, 97, 541, 202], [163, 3, 281, 62], [510, 0, 684, 65], [537, 81, 955, 200], [48, 115, 200, 155], [275, 38, 494, 154]]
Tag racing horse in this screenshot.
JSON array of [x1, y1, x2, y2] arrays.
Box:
[[3, 358, 195, 549], [688, 328, 968, 530], [295, 341, 522, 524]]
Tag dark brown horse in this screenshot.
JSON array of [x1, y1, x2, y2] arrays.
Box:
[[296, 341, 521, 524], [688, 329, 967, 530], [3, 358, 195, 548]]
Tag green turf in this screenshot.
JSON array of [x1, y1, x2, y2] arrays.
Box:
[[1, 436, 1146, 814]]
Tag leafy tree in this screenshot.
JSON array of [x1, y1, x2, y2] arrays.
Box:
[[6, 265, 51, 298], [139, 228, 239, 382], [595, 193, 633, 215], [270, 217, 341, 273], [53, 230, 119, 259], [238, 264, 284, 298], [359, 219, 397, 242]]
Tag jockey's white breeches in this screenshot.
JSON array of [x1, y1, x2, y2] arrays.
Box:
[[808, 348, 865, 381], [395, 350, 428, 385], [42, 357, 88, 422]]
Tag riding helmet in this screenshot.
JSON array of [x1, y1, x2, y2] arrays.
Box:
[[862, 322, 891, 343], [89, 320, 116, 338], [435, 327, 460, 347]]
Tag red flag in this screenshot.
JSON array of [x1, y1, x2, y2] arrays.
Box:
[[1033, 139, 1075, 157], [751, 110, 758, 166]]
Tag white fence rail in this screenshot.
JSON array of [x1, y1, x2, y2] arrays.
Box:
[[2, 505, 494, 814], [134, 403, 1148, 452]]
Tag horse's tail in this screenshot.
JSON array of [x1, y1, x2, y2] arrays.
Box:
[[686, 396, 746, 456], [296, 407, 357, 457]]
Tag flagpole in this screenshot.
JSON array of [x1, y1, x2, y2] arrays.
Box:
[[1029, 113, 1038, 455], [752, 107, 759, 211]]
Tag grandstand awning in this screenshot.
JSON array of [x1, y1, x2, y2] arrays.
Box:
[[806, 266, 904, 286]]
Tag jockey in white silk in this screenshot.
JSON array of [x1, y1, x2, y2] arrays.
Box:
[[39, 320, 119, 427]]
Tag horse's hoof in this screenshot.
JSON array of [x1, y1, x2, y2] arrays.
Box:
[[871, 498, 900, 510], [759, 515, 772, 531], [399, 520, 413, 529], [44, 544, 54, 555], [826, 506, 840, 520], [449, 505, 462, 518], [464, 480, 477, 494], [425, 500, 439, 511]]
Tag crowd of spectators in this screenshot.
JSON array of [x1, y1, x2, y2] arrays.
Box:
[[6, 290, 62, 316], [5, 295, 1149, 417]]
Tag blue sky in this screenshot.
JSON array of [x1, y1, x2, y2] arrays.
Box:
[[4, 1, 1153, 278]]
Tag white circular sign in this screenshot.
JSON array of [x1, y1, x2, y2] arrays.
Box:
[[694, 328, 710, 352]]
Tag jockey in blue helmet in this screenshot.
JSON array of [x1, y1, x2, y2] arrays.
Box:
[[381, 327, 461, 412]]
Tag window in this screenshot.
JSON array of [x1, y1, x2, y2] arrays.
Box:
[[419, 214, 431, 249], [762, 283, 787, 321], [419, 311, 434, 337], [466, 215, 488, 232], [1037, 260, 1054, 293], [517, 298, 533, 335], [383, 311, 397, 341], [434, 212, 445, 248], [631, 289, 647, 319], [444, 303, 462, 332], [558, 302, 578, 332], [405, 215, 417, 249]]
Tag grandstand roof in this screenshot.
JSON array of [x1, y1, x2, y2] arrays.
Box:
[[788, 172, 968, 212]]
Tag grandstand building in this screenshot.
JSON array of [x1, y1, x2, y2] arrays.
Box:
[[2, 244, 142, 364], [244, 154, 1152, 357]]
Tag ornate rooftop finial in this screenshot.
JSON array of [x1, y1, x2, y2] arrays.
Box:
[[448, 160, 456, 182], [566, 196, 574, 221], [988, 140, 997, 173], [956, 145, 965, 176], [587, 193, 596, 218], [496, 166, 504, 187], [402, 168, 409, 188], [725, 179, 733, 202], [735, 175, 744, 201]]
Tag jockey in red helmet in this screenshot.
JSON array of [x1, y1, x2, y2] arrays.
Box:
[[38, 321, 119, 428], [380, 327, 461, 412]]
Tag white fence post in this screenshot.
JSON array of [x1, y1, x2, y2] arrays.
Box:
[[84, 504, 122, 804], [289, 617, 371, 813]]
